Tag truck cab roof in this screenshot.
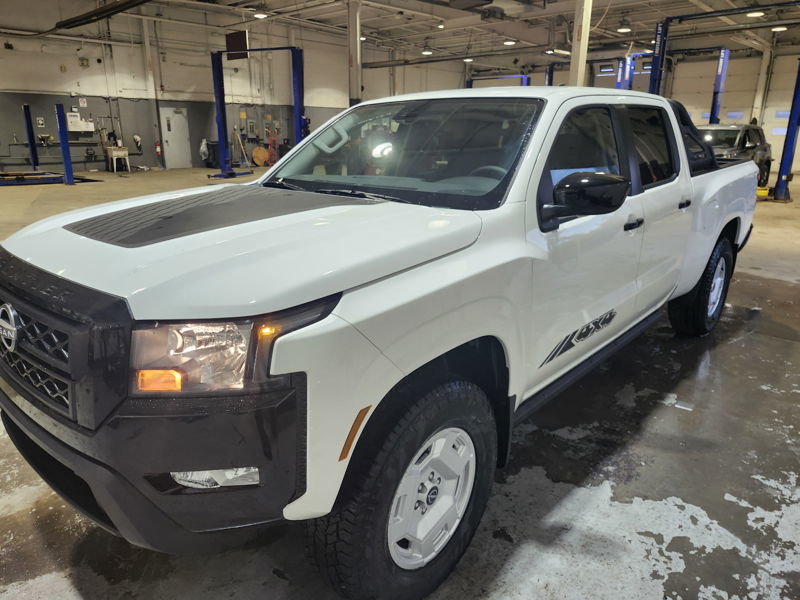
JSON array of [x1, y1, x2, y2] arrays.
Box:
[[358, 86, 667, 107]]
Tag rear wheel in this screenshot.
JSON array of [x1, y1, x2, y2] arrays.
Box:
[[307, 380, 496, 600], [758, 161, 771, 187], [668, 237, 734, 336]]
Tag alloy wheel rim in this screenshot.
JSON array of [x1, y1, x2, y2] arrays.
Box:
[[387, 427, 476, 570], [707, 258, 726, 318]]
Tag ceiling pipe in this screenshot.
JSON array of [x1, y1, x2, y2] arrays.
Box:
[[668, 0, 800, 23]]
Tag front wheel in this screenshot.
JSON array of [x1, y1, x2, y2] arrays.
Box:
[[668, 237, 734, 336], [307, 380, 497, 600]]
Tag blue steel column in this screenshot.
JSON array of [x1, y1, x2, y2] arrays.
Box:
[[709, 48, 730, 124], [545, 63, 555, 86], [211, 51, 233, 176], [54, 104, 74, 185], [290, 47, 305, 144], [615, 57, 635, 90], [22, 104, 39, 171], [649, 19, 670, 95], [774, 59, 800, 201]]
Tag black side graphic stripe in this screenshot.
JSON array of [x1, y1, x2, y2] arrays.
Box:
[[539, 309, 618, 368], [64, 187, 382, 248]]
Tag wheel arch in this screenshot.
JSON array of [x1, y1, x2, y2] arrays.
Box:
[[334, 336, 512, 510]]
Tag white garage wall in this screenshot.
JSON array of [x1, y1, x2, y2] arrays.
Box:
[[0, 0, 464, 109], [670, 57, 760, 125]]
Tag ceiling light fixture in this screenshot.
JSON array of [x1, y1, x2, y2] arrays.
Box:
[[463, 57, 473, 62], [747, 11, 765, 17], [772, 25, 788, 32], [545, 47, 571, 56], [421, 47, 433, 55], [360, 35, 366, 40], [545, 48, 554, 55], [253, 11, 268, 19], [503, 40, 516, 46], [616, 18, 632, 33], [438, 23, 445, 29]]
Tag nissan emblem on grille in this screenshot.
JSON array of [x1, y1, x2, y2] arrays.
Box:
[[0, 302, 20, 352]]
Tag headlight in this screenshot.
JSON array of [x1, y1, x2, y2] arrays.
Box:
[[130, 295, 340, 395]]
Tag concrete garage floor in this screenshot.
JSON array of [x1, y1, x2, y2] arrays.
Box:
[[0, 169, 798, 599]]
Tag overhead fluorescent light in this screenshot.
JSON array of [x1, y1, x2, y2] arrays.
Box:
[[438, 23, 445, 29], [545, 49, 555, 55], [360, 36, 366, 41], [549, 47, 571, 57], [253, 12, 268, 19], [421, 47, 433, 55], [747, 11, 765, 18], [617, 18, 632, 33], [772, 26, 788, 32], [503, 40, 516, 46], [463, 57, 473, 62]]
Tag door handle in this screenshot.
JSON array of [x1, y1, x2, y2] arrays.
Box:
[[678, 200, 692, 209], [623, 218, 644, 231]]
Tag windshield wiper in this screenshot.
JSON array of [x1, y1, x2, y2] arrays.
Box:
[[262, 179, 307, 191], [314, 188, 417, 204]]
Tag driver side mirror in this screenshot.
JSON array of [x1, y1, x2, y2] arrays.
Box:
[[541, 172, 630, 231]]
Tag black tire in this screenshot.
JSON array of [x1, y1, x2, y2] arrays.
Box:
[[668, 237, 734, 336], [758, 162, 770, 187], [307, 379, 497, 600]]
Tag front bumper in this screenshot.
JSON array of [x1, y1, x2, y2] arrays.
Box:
[[0, 374, 305, 554]]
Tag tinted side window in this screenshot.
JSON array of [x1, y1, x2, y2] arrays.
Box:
[[538, 107, 621, 205], [747, 128, 764, 145], [628, 107, 676, 185]]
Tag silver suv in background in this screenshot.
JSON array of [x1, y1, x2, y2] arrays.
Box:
[[697, 123, 772, 186]]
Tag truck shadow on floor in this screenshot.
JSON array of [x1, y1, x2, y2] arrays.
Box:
[[30, 275, 794, 599]]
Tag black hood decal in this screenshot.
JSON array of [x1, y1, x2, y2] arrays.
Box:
[[64, 186, 381, 248]]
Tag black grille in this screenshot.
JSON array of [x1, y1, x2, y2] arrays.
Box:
[[0, 348, 70, 413], [0, 248, 133, 429], [16, 308, 70, 364]]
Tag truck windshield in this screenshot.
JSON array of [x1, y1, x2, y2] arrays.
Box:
[[698, 128, 740, 148], [265, 98, 544, 210]]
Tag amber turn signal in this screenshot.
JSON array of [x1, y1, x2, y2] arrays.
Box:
[[137, 369, 183, 392]]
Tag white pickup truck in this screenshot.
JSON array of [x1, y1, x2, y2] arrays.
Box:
[[0, 87, 756, 600]]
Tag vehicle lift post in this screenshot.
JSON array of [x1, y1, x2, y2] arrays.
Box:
[[773, 58, 800, 202], [544, 64, 555, 86], [55, 104, 75, 185], [709, 48, 730, 124], [1, 104, 87, 186], [210, 46, 305, 179], [615, 53, 651, 91], [22, 104, 40, 172]]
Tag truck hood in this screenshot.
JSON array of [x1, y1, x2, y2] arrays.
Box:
[[2, 184, 482, 319]]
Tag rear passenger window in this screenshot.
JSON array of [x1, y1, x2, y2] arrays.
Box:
[[628, 107, 676, 186], [538, 107, 621, 205]]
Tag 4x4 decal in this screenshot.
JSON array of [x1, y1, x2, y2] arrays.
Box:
[[539, 309, 617, 367]]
